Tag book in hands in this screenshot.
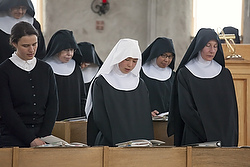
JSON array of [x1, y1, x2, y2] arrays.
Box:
[[152, 112, 169, 121]]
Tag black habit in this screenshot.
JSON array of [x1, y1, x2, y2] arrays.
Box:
[[44, 30, 86, 121], [167, 28, 238, 147], [141, 37, 176, 114], [90, 76, 154, 146], [86, 39, 154, 146], [76, 42, 103, 94]]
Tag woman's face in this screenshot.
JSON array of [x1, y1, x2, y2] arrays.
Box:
[[200, 40, 218, 61], [57, 48, 75, 63], [12, 35, 38, 61], [118, 57, 138, 74], [10, 6, 27, 19], [156, 52, 174, 68]]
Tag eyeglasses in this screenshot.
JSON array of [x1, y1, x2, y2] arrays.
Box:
[[160, 54, 174, 59]]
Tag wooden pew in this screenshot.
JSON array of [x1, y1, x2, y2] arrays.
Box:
[[52, 119, 87, 144], [2, 146, 250, 167], [0, 148, 12, 167], [52, 119, 174, 146], [12, 147, 103, 167], [103, 146, 187, 167], [187, 146, 250, 167], [153, 120, 174, 146]]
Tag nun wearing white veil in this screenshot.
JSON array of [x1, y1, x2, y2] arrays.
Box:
[[85, 38, 154, 146]]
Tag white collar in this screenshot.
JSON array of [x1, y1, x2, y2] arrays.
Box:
[[0, 12, 34, 34], [46, 56, 75, 76], [185, 52, 222, 78], [81, 64, 99, 83], [9, 52, 36, 71], [102, 64, 139, 91], [142, 58, 172, 81]]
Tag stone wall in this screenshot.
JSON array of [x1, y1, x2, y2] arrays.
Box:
[[43, 0, 192, 68]]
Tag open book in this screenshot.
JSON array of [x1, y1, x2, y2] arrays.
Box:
[[115, 139, 165, 147], [62, 116, 87, 122], [187, 141, 221, 147], [38, 135, 88, 147]]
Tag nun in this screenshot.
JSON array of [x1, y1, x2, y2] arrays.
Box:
[[85, 38, 154, 146], [0, 0, 46, 63], [167, 28, 238, 147], [44, 30, 86, 121], [76, 42, 103, 94], [140, 37, 175, 117]]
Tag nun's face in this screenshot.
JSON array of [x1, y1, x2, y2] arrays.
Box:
[[10, 6, 27, 19], [57, 48, 75, 63], [118, 57, 138, 74], [156, 52, 173, 68], [200, 40, 218, 61]]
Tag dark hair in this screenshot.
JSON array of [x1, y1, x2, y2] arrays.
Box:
[[9, 21, 39, 45]]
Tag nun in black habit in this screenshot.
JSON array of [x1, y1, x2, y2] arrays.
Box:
[[76, 42, 103, 94], [0, 0, 46, 63], [44, 30, 86, 121], [85, 38, 154, 146], [167, 28, 238, 147], [141, 37, 175, 116]]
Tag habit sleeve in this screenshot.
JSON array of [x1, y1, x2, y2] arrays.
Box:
[[178, 68, 207, 142]]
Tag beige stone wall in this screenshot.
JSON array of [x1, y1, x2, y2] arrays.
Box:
[[43, 0, 192, 68]]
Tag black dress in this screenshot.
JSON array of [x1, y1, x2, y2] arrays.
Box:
[[141, 37, 176, 114], [0, 59, 58, 147], [88, 75, 154, 146], [44, 29, 85, 121], [140, 70, 175, 114], [177, 67, 238, 146], [167, 28, 238, 147], [54, 64, 86, 121]]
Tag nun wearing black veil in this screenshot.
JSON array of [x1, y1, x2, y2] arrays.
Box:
[[76, 42, 103, 94], [44, 30, 86, 121], [85, 38, 154, 146], [140, 37, 175, 116], [0, 0, 46, 63], [167, 28, 238, 147]]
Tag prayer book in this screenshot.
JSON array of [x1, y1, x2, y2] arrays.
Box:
[[38, 135, 88, 147], [152, 112, 168, 121], [115, 139, 165, 147], [187, 141, 221, 147]]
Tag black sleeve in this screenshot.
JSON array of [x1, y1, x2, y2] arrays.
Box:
[[37, 66, 58, 137], [92, 77, 113, 144], [177, 69, 207, 141], [79, 67, 87, 117]]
